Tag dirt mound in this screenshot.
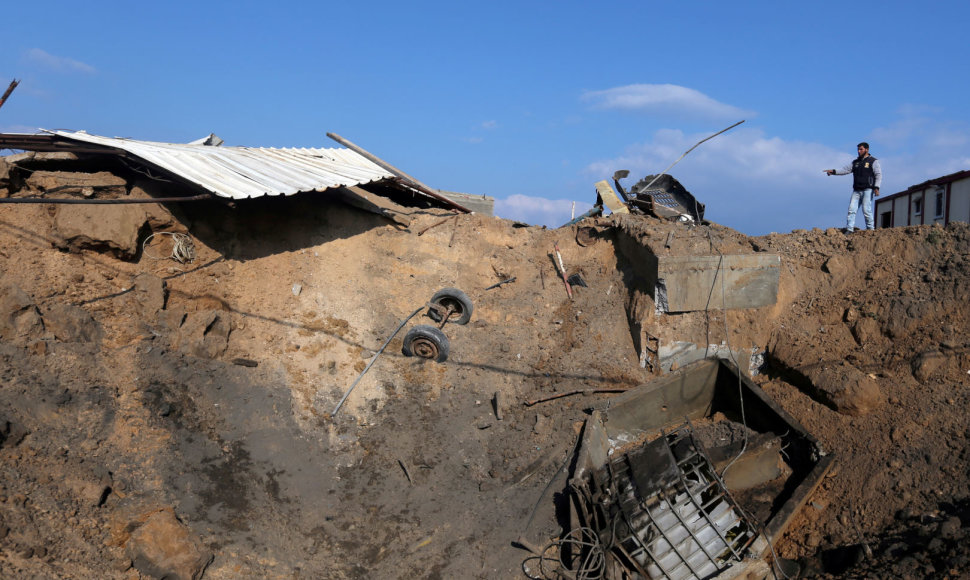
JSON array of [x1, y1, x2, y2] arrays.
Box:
[[0, 158, 968, 578]]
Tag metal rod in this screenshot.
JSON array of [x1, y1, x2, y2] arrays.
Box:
[[484, 277, 516, 290], [554, 243, 572, 299], [326, 132, 472, 213], [640, 120, 745, 192], [417, 215, 457, 236], [663, 431, 749, 563], [0, 194, 215, 204]]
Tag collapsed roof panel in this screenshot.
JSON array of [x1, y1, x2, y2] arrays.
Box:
[[0, 130, 396, 200]]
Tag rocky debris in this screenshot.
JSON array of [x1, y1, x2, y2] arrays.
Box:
[[846, 309, 891, 350], [25, 170, 127, 198], [0, 417, 28, 449], [0, 157, 10, 193], [768, 334, 883, 416], [807, 361, 884, 416], [805, 500, 970, 578], [129, 179, 183, 231], [127, 273, 167, 317], [125, 509, 213, 580], [61, 468, 112, 508], [0, 283, 44, 345], [41, 303, 102, 343], [176, 310, 231, 359], [911, 349, 949, 383], [3, 151, 80, 165]]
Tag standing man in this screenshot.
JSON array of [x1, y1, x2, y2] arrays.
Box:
[[825, 142, 882, 232]]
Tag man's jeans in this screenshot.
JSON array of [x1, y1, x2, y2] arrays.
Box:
[[846, 188, 874, 231]]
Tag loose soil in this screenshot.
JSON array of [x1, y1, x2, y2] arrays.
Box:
[[0, 156, 968, 579]]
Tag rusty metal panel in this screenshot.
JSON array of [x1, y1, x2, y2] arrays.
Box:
[[658, 253, 780, 313]]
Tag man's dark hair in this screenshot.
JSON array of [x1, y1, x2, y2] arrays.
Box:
[[857, 142, 870, 150]]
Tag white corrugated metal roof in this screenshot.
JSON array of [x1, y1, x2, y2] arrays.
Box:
[[49, 130, 396, 200]]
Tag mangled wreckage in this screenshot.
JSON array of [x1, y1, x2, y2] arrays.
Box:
[[0, 130, 494, 226], [526, 359, 833, 580]]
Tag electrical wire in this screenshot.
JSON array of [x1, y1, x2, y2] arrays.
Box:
[[331, 306, 424, 416], [142, 232, 196, 263], [696, 217, 790, 580], [525, 526, 607, 580]]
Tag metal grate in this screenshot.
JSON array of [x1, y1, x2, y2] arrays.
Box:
[[640, 189, 682, 210], [603, 426, 757, 579]]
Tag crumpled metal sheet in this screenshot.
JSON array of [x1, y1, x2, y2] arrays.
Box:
[[48, 130, 396, 200]]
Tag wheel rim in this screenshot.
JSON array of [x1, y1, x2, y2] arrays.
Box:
[[437, 298, 463, 320], [411, 337, 440, 359]]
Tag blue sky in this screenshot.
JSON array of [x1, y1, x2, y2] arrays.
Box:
[[2, 1, 969, 235]]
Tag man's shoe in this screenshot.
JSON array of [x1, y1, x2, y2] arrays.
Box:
[[841, 228, 854, 234]]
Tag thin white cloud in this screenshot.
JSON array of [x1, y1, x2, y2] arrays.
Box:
[[24, 48, 96, 74], [582, 84, 753, 120], [0, 124, 41, 134], [462, 136, 484, 144], [481, 120, 497, 129], [494, 194, 595, 228], [870, 107, 970, 186]]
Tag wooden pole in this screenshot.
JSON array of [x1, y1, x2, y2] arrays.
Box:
[[326, 132, 472, 214], [0, 79, 20, 111]]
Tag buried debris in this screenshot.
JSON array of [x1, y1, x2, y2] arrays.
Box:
[[528, 358, 833, 579], [553, 243, 573, 300], [576, 424, 760, 579], [485, 277, 516, 290], [402, 287, 475, 363]]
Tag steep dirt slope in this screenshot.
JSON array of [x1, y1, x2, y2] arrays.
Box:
[[0, 158, 969, 578], [0, 188, 654, 578]]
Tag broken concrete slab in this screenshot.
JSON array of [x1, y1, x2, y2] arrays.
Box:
[[0, 156, 10, 186], [3, 151, 80, 165], [658, 340, 758, 375], [654, 253, 781, 312], [612, 215, 780, 313]]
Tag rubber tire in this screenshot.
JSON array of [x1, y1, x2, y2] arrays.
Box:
[[402, 325, 450, 362], [428, 288, 473, 325]]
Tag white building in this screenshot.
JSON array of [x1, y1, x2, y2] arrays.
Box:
[[876, 170, 970, 228]]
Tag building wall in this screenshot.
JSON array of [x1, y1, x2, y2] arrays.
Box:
[[891, 196, 907, 227], [951, 178, 970, 224], [877, 174, 970, 228]]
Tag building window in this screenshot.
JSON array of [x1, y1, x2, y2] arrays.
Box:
[[935, 190, 945, 218], [913, 197, 923, 216], [880, 212, 892, 228]]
